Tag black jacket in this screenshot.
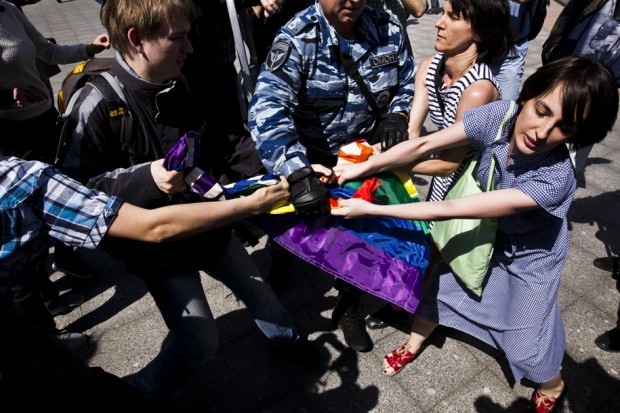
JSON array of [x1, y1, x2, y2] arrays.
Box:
[[60, 53, 231, 276]]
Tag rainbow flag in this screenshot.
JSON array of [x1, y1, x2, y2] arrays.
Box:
[[254, 170, 431, 313], [165, 135, 432, 312]]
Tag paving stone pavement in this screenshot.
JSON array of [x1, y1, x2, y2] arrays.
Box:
[[22, 0, 620, 411]]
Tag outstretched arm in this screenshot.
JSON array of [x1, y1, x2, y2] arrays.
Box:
[[332, 187, 538, 220], [334, 120, 471, 184], [407, 56, 432, 139], [410, 79, 500, 177], [107, 179, 289, 242]]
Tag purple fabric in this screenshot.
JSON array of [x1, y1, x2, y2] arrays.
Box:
[[163, 131, 200, 171], [256, 214, 425, 313], [190, 171, 230, 200]]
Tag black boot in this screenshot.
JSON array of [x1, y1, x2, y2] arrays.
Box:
[[595, 328, 620, 352], [332, 293, 372, 352]]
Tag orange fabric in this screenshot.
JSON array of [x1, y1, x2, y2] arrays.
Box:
[[337, 140, 374, 164]]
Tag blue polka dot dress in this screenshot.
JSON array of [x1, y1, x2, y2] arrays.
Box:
[[418, 100, 576, 384]]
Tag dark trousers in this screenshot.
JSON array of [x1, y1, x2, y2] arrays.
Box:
[[10, 255, 57, 333], [1, 299, 163, 411]]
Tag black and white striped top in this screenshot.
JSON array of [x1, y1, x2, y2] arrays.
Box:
[[424, 53, 499, 213]]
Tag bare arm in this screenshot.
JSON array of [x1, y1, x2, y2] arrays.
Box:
[[335, 120, 470, 185], [107, 179, 289, 242], [410, 79, 500, 176], [332, 188, 538, 220], [407, 56, 432, 139], [401, 0, 428, 18]]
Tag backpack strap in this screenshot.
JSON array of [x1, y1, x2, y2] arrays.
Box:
[[340, 50, 382, 118], [88, 72, 133, 146], [54, 72, 134, 167], [53, 85, 86, 166]]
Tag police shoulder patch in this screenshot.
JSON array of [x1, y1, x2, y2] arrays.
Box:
[[266, 41, 292, 72]]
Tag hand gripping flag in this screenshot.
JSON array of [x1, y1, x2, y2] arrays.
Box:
[[254, 141, 432, 313], [163, 131, 280, 200], [164, 136, 431, 312]]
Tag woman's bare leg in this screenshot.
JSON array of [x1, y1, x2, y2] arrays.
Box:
[[538, 372, 564, 398], [383, 315, 438, 375]]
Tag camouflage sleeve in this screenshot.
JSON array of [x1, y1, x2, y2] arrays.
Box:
[[249, 31, 311, 178], [387, 24, 416, 116]]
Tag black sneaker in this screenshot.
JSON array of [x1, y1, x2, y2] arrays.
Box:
[[52, 247, 97, 279], [45, 291, 85, 317], [593, 256, 620, 273], [365, 304, 411, 330], [338, 308, 372, 352], [281, 336, 320, 368], [332, 298, 372, 352]]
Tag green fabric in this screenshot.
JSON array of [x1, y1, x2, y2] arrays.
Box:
[[430, 102, 514, 296], [430, 153, 497, 296]]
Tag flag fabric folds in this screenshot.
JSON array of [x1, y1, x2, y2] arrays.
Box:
[[254, 170, 431, 313], [164, 136, 432, 313]]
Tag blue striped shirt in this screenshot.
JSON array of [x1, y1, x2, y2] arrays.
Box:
[[0, 156, 122, 292]]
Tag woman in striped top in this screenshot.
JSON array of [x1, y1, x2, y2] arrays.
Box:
[[408, 0, 511, 212], [365, 0, 512, 331]]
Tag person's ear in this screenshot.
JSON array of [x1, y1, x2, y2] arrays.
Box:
[[127, 28, 143, 53]]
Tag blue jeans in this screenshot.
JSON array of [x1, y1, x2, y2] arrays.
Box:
[[130, 235, 297, 394], [491, 39, 528, 101]]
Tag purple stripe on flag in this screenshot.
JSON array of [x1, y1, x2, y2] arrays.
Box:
[[191, 173, 228, 199], [256, 215, 424, 313]]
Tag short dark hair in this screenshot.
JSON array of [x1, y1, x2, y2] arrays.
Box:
[[518, 56, 619, 150], [450, 0, 513, 65]]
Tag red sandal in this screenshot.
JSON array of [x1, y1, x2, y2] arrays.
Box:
[[523, 384, 567, 413], [383, 343, 424, 376]]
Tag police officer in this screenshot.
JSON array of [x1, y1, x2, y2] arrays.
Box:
[[249, 0, 415, 352]]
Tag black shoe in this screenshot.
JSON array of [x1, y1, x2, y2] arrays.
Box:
[[338, 309, 373, 352], [332, 299, 372, 352], [593, 256, 620, 273], [52, 248, 97, 279], [365, 304, 410, 330], [55, 328, 89, 350], [45, 291, 85, 316], [281, 336, 320, 368], [595, 328, 620, 352], [427, 7, 442, 14]]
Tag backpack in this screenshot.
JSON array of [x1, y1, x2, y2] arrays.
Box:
[[529, 0, 550, 41], [57, 57, 115, 113], [54, 58, 133, 166]]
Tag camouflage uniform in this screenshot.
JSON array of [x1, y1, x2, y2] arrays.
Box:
[[249, 3, 415, 177]]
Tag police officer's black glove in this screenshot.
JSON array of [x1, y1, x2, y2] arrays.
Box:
[[288, 166, 331, 216], [370, 113, 409, 152]]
